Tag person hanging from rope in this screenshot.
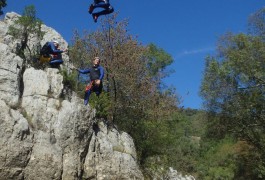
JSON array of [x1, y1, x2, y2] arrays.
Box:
[[88, 0, 114, 23], [75, 57, 105, 105]]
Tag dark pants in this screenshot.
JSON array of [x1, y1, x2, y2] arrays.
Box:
[[94, 0, 110, 4], [92, 1, 114, 17], [49, 59, 63, 68], [49, 53, 63, 68]]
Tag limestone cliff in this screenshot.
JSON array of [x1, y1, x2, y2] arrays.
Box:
[[0, 12, 143, 180]]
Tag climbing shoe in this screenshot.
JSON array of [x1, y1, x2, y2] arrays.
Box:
[[88, 4, 94, 14]]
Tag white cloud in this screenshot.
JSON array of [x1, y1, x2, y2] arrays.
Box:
[[175, 47, 215, 58]]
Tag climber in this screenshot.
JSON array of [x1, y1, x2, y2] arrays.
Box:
[[75, 57, 104, 105], [40, 41, 68, 68], [88, 0, 114, 22]]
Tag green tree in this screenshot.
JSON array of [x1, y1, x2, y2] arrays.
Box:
[[0, 0, 7, 15], [8, 5, 44, 61], [145, 43, 174, 77], [248, 7, 265, 40], [200, 7, 265, 179]]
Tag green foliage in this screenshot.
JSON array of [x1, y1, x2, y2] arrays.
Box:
[[165, 113, 202, 172], [197, 137, 238, 179], [60, 69, 78, 91], [248, 7, 265, 39], [8, 5, 44, 61], [60, 69, 90, 106], [89, 91, 111, 119], [200, 7, 265, 179], [145, 43, 174, 77], [143, 155, 170, 179], [142, 8, 265, 179], [139, 110, 206, 178]]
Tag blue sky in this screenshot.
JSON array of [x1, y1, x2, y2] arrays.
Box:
[[3, 0, 264, 109]]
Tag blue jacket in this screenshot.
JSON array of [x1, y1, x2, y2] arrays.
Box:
[[48, 42, 64, 54], [78, 65, 104, 81]]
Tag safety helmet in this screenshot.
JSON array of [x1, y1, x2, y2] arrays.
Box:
[[53, 40, 59, 45]]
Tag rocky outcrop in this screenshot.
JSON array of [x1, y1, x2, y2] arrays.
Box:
[[84, 122, 143, 180], [0, 12, 143, 180]]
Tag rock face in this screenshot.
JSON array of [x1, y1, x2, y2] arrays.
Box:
[[0, 42, 23, 106], [0, 12, 144, 180], [84, 122, 143, 180]]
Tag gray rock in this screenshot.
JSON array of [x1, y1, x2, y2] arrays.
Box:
[[83, 122, 144, 180], [0, 43, 23, 106], [0, 100, 33, 180]]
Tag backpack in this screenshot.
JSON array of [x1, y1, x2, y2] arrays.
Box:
[[40, 42, 51, 56], [39, 42, 52, 63]]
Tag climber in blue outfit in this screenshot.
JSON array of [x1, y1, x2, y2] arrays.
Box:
[[40, 41, 68, 68], [47, 41, 68, 68], [76, 57, 104, 105], [88, 0, 114, 22]]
